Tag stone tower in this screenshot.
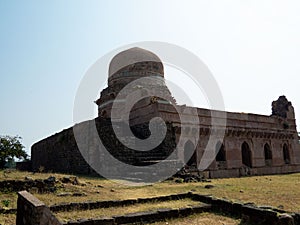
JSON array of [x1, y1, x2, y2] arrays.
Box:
[[95, 47, 175, 124]]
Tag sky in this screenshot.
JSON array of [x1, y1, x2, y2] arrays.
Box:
[[1, 0, 300, 155]]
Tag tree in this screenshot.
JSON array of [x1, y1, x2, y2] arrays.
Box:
[[0, 135, 28, 169]]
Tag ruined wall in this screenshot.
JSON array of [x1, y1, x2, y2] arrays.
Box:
[[31, 125, 91, 174], [32, 94, 300, 178], [152, 98, 300, 177], [16, 191, 62, 225], [31, 117, 177, 176]]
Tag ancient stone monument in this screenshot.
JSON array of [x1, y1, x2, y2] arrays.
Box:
[[31, 47, 300, 179]]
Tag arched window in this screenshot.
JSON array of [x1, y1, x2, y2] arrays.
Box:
[[283, 144, 290, 164], [216, 141, 226, 162], [184, 141, 197, 167], [264, 143, 272, 166], [242, 142, 252, 168]]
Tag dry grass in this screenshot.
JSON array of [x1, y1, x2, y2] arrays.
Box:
[[153, 212, 242, 225], [0, 213, 15, 225], [40, 173, 300, 212], [54, 199, 202, 223], [1, 170, 300, 212], [1, 170, 300, 225], [197, 173, 300, 212]]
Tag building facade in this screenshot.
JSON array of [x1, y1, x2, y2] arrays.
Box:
[[32, 47, 300, 178]]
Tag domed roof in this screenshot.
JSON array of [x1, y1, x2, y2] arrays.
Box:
[[109, 47, 163, 77]]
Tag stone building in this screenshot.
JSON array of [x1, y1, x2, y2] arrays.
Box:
[[32, 47, 300, 179]]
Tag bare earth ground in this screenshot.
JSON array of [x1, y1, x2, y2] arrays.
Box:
[[1, 170, 300, 224]]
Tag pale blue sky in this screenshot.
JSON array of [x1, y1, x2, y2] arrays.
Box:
[[1, 0, 300, 155]]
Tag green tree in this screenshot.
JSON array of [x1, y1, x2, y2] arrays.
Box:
[[0, 135, 27, 168]]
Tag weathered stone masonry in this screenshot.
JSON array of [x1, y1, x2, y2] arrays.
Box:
[[32, 118, 177, 177], [32, 47, 300, 178]]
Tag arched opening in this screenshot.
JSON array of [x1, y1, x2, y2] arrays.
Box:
[[216, 141, 226, 169], [184, 141, 197, 167], [264, 143, 272, 166], [241, 142, 252, 168], [283, 143, 290, 164], [216, 141, 226, 162]]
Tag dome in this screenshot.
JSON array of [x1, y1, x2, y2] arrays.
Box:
[[108, 47, 164, 78], [96, 47, 174, 114]]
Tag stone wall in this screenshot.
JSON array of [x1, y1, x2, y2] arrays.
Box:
[[16, 191, 298, 225], [16, 161, 32, 171], [153, 99, 300, 175], [190, 193, 297, 225], [32, 117, 177, 177], [208, 164, 300, 178], [31, 125, 92, 175], [50, 192, 191, 212], [16, 191, 62, 225], [32, 94, 300, 178], [0, 177, 56, 193]]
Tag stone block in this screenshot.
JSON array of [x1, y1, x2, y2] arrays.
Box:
[[278, 213, 295, 225], [16, 191, 62, 225]]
